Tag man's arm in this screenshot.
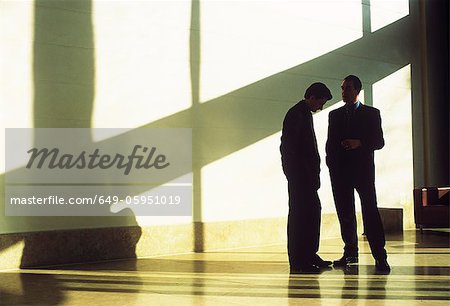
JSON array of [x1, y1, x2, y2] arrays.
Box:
[[362, 108, 384, 151], [281, 112, 320, 189], [326, 111, 342, 160]]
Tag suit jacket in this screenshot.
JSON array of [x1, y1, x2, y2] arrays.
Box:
[[280, 100, 320, 189], [326, 103, 384, 177]]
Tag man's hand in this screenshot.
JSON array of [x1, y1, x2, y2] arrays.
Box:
[[341, 139, 362, 150]]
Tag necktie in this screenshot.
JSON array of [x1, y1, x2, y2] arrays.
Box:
[[345, 105, 355, 137], [346, 105, 355, 119]]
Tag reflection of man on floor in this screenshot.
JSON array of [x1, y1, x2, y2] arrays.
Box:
[[326, 75, 390, 273], [280, 82, 332, 274]]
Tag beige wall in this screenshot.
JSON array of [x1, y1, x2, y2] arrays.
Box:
[[1, 0, 420, 256]]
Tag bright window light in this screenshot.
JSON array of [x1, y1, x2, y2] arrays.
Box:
[[92, 1, 192, 129], [370, 0, 409, 32], [200, 0, 362, 102]]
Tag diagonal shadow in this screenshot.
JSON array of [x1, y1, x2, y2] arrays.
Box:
[[142, 14, 414, 166]]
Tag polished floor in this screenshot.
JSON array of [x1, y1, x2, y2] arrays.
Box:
[[1, 230, 449, 305]]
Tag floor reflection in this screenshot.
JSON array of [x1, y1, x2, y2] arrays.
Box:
[[1, 230, 449, 305]]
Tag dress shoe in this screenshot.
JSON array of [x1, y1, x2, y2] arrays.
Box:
[[375, 259, 391, 273], [333, 255, 358, 266], [290, 264, 321, 274], [312, 254, 332, 268]]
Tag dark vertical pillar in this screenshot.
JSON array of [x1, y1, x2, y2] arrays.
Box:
[[424, 0, 450, 185]]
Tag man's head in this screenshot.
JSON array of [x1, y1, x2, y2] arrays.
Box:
[[304, 82, 332, 112], [342, 75, 362, 104]]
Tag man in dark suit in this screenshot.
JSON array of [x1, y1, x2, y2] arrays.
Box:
[[280, 82, 332, 273], [326, 75, 390, 273]]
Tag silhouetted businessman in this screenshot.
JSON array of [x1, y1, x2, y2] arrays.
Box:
[[326, 75, 390, 273], [280, 82, 332, 273]]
